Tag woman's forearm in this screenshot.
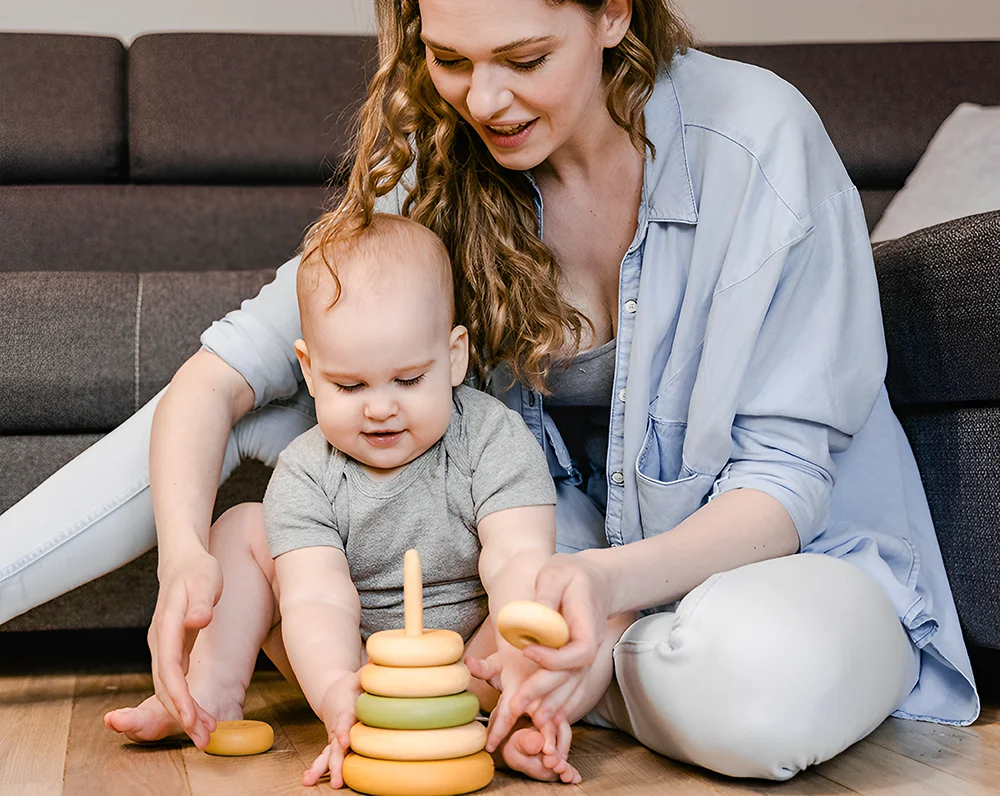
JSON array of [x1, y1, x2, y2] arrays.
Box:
[[591, 488, 800, 617], [150, 350, 255, 565]]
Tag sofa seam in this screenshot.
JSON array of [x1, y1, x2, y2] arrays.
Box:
[[134, 273, 144, 412]]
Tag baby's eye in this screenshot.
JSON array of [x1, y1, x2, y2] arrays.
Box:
[[397, 375, 426, 388], [336, 383, 364, 393]]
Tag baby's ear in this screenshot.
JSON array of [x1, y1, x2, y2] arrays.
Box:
[[294, 339, 317, 397], [449, 325, 470, 387]]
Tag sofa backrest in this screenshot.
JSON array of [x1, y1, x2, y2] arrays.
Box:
[[711, 42, 1000, 229]]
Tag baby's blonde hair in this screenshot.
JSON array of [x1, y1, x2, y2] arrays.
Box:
[[297, 213, 455, 329]]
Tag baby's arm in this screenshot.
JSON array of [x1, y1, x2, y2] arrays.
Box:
[[274, 547, 362, 788]]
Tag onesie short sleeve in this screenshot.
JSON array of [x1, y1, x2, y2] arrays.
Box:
[[263, 425, 345, 557], [452, 386, 557, 522]]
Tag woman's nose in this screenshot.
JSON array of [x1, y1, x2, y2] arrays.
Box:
[[465, 67, 514, 123]]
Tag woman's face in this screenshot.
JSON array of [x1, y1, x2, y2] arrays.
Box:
[[419, 0, 629, 171]]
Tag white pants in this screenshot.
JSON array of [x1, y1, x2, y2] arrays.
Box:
[[0, 391, 918, 780]]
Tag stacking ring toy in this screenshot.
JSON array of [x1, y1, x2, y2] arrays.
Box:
[[349, 721, 487, 761], [342, 751, 494, 796], [497, 600, 570, 649], [204, 720, 274, 756], [365, 550, 465, 667], [355, 691, 480, 730], [360, 661, 470, 698]]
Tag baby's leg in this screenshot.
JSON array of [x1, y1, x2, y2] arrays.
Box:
[[105, 503, 281, 744]]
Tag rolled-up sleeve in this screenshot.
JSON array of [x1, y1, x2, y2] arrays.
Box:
[[712, 188, 886, 548], [200, 256, 304, 408]]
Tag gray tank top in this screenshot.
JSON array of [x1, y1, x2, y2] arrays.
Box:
[[546, 338, 616, 512]]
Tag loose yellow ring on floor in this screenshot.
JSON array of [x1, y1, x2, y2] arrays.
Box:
[[342, 751, 494, 796], [496, 600, 570, 650], [360, 661, 471, 698], [349, 721, 487, 761], [366, 627, 465, 667], [203, 720, 274, 756], [355, 691, 480, 731]]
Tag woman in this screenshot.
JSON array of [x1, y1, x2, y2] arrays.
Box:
[[0, 0, 979, 782]]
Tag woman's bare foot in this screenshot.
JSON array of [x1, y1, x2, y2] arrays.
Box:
[[492, 717, 581, 785], [104, 694, 235, 745]]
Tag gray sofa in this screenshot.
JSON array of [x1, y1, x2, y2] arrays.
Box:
[[1, 34, 998, 662]]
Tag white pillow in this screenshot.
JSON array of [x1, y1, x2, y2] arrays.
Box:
[[870, 103, 1000, 243]]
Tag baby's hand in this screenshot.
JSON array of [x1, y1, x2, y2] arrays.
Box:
[[302, 670, 362, 788]]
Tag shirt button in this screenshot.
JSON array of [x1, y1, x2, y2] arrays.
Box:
[[623, 299, 638, 313], [617, 388, 627, 402], [610, 471, 625, 485]]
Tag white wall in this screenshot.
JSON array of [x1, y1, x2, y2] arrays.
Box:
[[1, 0, 998, 44]]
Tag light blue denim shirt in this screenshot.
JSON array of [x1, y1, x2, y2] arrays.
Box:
[[201, 49, 978, 726]]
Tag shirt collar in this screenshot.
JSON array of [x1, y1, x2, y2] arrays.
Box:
[[642, 57, 698, 225]]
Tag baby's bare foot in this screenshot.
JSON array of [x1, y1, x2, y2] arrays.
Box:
[[104, 695, 186, 743], [494, 718, 581, 784], [104, 693, 238, 746]]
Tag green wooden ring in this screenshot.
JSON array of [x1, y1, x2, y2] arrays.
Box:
[[355, 691, 480, 730]]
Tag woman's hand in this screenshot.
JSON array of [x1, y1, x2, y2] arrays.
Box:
[[525, 550, 613, 672], [147, 544, 223, 747], [482, 550, 614, 746], [302, 670, 362, 787]]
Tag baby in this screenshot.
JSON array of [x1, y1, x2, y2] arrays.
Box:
[[106, 214, 580, 786]]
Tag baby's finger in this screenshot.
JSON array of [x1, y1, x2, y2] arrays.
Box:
[[484, 692, 519, 753], [509, 668, 568, 717], [532, 675, 580, 727], [302, 744, 333, 787], [557, 719, 572, 760], [464, 656, 503, 692]]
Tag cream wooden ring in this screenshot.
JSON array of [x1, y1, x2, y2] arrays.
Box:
[[349, 721, 486, 761], [204, 720, 274, 756], [496, 600, 570, 650], [366, 628, 464, 668], [360, 661, 470, 698], [342, 751, 494, 796]]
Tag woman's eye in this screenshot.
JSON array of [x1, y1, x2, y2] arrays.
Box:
[[397, 375, 425, 388], [336, 383, 363, 393], [433, 56, 465, 69], [510, 55, 547, 72]]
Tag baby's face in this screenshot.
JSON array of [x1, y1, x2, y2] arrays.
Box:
[[297, 282, 467, 475]]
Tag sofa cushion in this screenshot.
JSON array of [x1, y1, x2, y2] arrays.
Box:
[[875, 210, 1000, 406], [898, 407, 1000, 650], [0, 33, 127, 183], [0, 184, 327, 273], [712, 42, 1000, 191], [128, 33, 375, 184], [0, 269, 276, 432], [872, 103, 1000, 242]]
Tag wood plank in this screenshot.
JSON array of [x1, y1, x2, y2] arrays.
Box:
[[814, 736, 991, 796], [0, 673, 75, 793], [184, 678, 335, 796], [866, 714, 1000, 791], [64, 673, 190, 796]]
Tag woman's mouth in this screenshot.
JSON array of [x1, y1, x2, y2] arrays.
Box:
[[483, 119, 537, 149], [363, 430, 405, 448]]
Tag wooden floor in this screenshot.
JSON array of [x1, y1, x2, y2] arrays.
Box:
[[2, 633, 998, 796]]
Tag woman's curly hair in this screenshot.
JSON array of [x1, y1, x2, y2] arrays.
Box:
[[303, 0, 692, 393]]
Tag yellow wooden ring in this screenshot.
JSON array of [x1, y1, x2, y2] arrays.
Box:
[[496, 601, 570, 649], [366, 628, 464, 668], [360, 661, 470, 698], [204, 720, 274, 756], [342, 751, 494, 796], [349, 721, 486, 761]]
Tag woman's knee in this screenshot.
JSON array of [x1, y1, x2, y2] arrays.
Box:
[[612, 554, 919, 780]]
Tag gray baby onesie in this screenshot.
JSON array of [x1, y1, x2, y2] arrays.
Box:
[[263, 384, 557, 641]]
